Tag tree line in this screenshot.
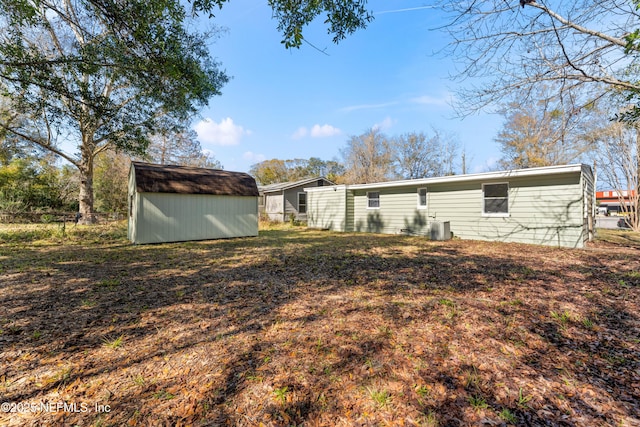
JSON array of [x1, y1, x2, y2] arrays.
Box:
[[250, 128, 462, 186]]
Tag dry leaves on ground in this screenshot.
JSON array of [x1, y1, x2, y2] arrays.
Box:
[[0, 224, 639, 426]]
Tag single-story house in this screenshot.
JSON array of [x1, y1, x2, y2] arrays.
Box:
[[259, 176, 334, 222], [305, 164, 595, 248], [128, 162, 259, 244]]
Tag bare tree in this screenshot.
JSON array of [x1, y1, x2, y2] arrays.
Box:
[[393, 132, 441, 179], [341, 128, 394, 184], [145, 129, 223, 169], [496, 92, 596, 169], [439, 0, 640, 115], [591, 119, 639, 231], [392, 130, 459, 179]]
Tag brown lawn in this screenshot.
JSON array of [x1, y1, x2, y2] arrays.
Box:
[[0, 223, 639, 426]]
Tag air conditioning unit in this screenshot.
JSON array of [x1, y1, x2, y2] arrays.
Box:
[[430, 221, 451, 241]]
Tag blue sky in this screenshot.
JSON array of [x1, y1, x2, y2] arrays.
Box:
[[193, 1, 505, 174]]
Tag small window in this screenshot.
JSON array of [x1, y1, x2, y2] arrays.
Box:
[[483, 183, 509, 216], [417, 188, 427, 209], [298, 192, 307, 214], [367, 191, 380, 209]]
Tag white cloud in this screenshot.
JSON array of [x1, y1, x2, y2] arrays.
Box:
[[292, 127, 308, 140], [310, 124, 341, 138], [472, 157, 499, 174], [339, 101, 398, 113], [372, 116, 396, 132], [291, 124, 341, 139], [410, 94, 452, 107], [194, 117, 250, 146], [243, 151, 266, 163]]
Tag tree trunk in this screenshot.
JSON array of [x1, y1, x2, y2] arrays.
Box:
[[78, 142, 96, 224]]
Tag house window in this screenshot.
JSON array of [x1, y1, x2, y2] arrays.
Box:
[[298, 192, 307, 214], [483, 183, 509, 216], [367, 191, 380, 209], [417, 188, 427, 209]]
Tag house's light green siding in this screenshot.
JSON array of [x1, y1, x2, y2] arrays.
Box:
[[131, 193, 258, 244], [352, 187, 429, 234], [307, 187, 347, 231], [425, 174, 586, 247], [307, 166, 593, 248]]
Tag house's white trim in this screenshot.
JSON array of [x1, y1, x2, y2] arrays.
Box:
[[417, 187, 427, 209], [482, 182, 509, 217], [297, 191, 307, 214], [367, 191, 380, 209], [305, 164, 585, 193]]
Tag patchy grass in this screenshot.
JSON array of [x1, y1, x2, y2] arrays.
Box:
[[0, 223, 639, 426]]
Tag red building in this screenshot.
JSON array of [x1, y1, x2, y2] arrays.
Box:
[[596, 189, 637, 214]]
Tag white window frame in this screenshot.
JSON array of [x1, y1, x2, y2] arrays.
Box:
[[367, 191, 380, 209], [482, 182, 509, 217], [297, 192, 307, 214], [417, 187, 427, 209]]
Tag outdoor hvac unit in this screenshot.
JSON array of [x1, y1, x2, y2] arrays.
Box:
[[430, 221, 451, 241]]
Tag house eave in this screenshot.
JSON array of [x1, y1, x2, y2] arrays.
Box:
[[304, 164, 587, 192]]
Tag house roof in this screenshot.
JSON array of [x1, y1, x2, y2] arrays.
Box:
[[305, 164, 591, 192], [258, 176, 334, 193], [131, 162, 259, 196]]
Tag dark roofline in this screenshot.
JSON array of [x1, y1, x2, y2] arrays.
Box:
[[131, 162, 258, 196], [258, 176, 334, 193]]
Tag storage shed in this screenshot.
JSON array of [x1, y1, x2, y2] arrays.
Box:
[[305, 164, 595, 248], [128, 162, 259, 244]]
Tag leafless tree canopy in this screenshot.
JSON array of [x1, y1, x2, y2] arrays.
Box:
[[439, 0, 640, 114], [590, 119, 640, 230]]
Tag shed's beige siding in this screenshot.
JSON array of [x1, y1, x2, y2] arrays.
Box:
[[132, 193, 257, 244], [128, 162, 259, 244]]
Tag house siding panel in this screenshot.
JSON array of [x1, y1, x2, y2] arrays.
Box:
[[264, 193, 284, 222], [307, 187, 347, 231], [352, 187, 429, 235], [306, 165, 592, 248]]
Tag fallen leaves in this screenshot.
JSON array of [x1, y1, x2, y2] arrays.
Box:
[[0, 224, 638, 425]]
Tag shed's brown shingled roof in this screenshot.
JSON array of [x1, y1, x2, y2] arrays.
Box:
[[132, 162, 259, 196]]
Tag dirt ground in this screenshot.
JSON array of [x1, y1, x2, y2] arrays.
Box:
[[0, 224, 639, 426]]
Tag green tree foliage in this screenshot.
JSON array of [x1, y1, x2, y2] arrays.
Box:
[[0, 0, 227, 222], [0, 157, 77, 213], [190, 0, 373, 48], [250, 157, 343, 185], [93, 150, 129, 214]]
